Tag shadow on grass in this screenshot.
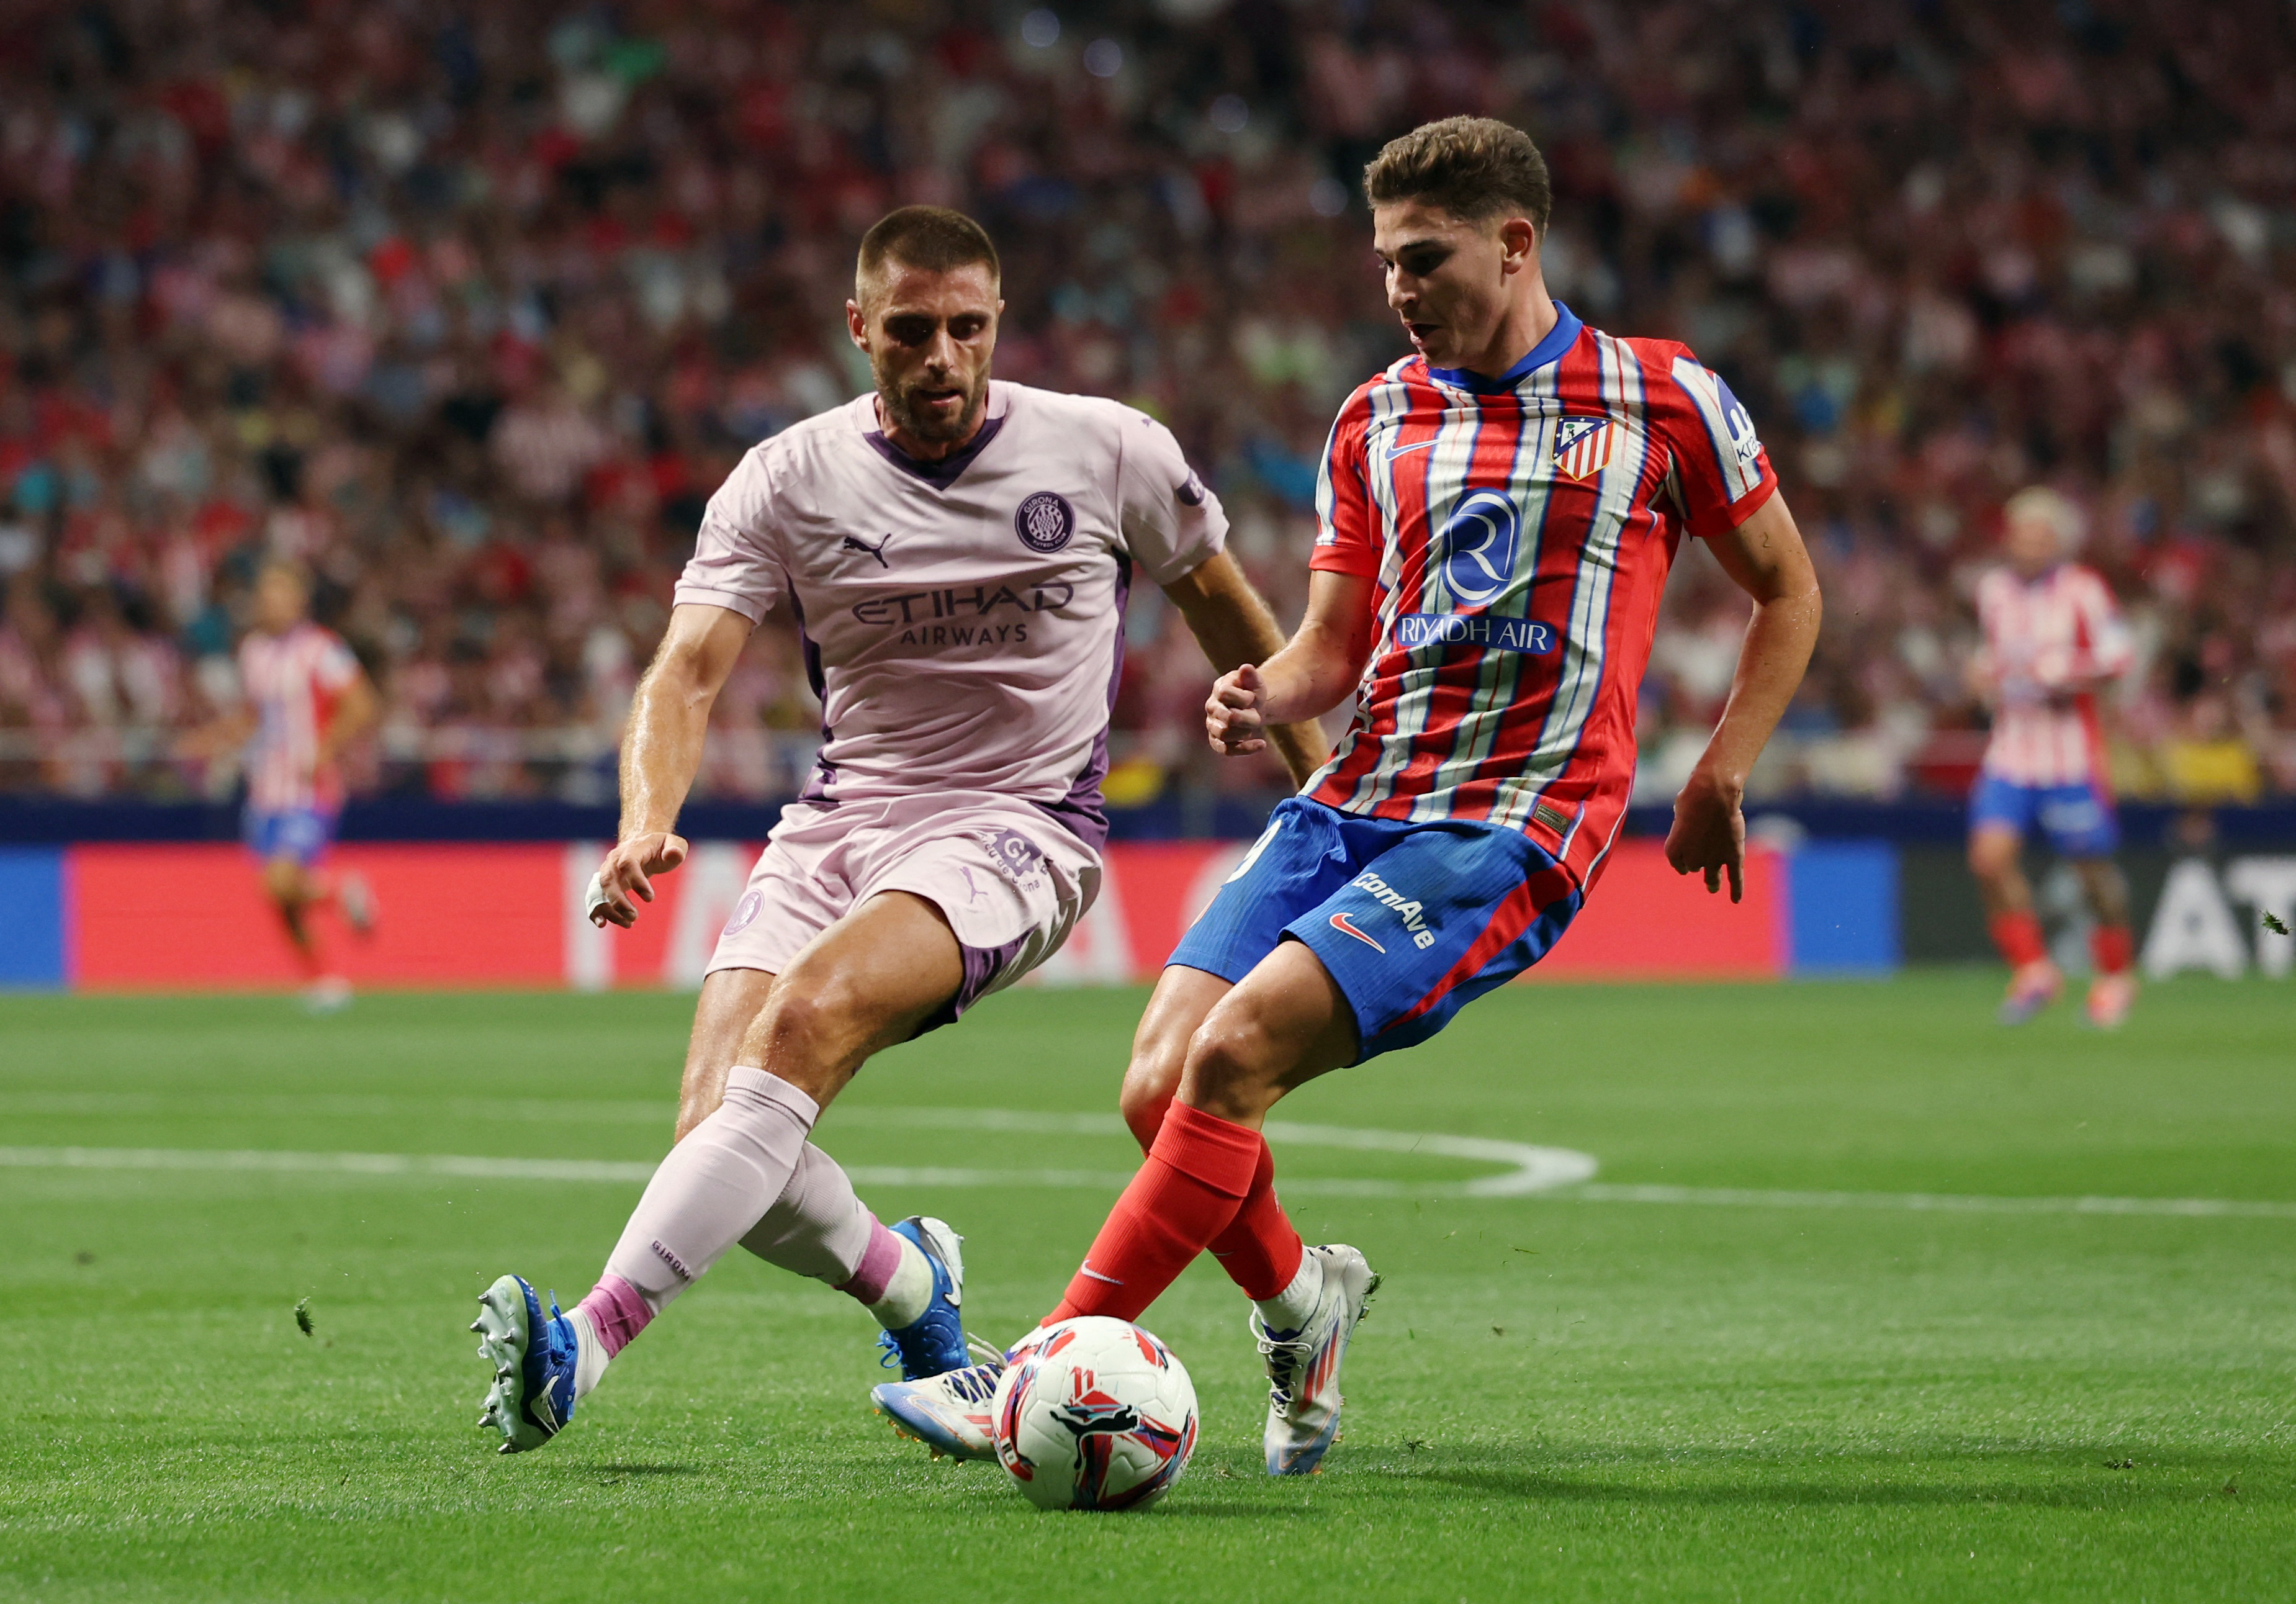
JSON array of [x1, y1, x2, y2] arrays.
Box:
[[1399, 1451, 2286, 1510], [1149, 1497, 1315, 1519], [588, 1463, 698, 1477]]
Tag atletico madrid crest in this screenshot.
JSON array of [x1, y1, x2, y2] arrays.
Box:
[[1552, 417, 1616, 482]]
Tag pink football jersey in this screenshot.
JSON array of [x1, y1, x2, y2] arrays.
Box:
[[675, 381, 1226, 848]]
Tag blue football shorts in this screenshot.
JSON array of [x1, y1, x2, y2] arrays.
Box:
[[1168, 796, 1582, 1062], [1968, 773, 2119, 858], [243, 806, 338, 867]]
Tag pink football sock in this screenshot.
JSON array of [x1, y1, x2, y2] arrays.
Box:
[[832, 1218, 905, 1306], [595, 1067, 820, 1343], [738, 1141, 878, 1286], [574, 1274, 651, 1359]]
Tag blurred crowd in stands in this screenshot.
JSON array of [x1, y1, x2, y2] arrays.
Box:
[[1, 0, 2292, 810]]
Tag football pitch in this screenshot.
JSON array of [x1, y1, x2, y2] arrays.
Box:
[[3, 974, 2290, 1602]]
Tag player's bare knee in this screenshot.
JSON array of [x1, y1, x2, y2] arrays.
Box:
[[751, 984, 831, 1058], [1178, 1018, 1284, 1123], [744, 980, 873, 1095], [1119, 1032, 1190, 1148], [1117, 1067, 1176, 1150]]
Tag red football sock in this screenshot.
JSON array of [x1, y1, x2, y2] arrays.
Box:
[[1048, 1102, 1264, 1325], [1988, 910, 2047, 968], [2091, 924, 2133, 976], [1127, 1093, 1303, 1302]]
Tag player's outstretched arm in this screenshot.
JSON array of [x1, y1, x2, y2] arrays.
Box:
[[592, 603, 753, 929], [1665, 493, 1822, 901], [1204, 569, 1375, 760], [1161, 551, 1329, 788]]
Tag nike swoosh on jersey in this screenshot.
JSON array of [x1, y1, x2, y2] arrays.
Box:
[[1384, 438, 1439, 459], [1078, 1264, 1123, 1285], [1328, 912, 1386, 952]]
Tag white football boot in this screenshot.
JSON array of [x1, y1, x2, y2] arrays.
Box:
[[1252, 1243, 1379, 1476], [871, 1330, 1045, 1461]]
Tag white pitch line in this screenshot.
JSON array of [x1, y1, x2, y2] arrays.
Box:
[[0, 1104, 1598, 1199], [1557, 1183, 2296, 1220], [1, 1145, 2291, 1220], [0, 1146, 661, 1184], [0, 1145, 1541, 1199]]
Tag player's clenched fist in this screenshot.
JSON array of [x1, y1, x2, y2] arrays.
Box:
[[587, 832, 691, 928], [1205, 664, 1268, 757]]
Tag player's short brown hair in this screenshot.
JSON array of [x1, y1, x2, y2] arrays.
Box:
[[855, 206, 1001, 302], [1363, 117, 1552, 236]]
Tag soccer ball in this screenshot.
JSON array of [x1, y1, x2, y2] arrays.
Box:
[[991, 1317, 1198, 1511]]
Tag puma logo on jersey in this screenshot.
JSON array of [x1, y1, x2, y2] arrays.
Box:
[[841, 532, 896, 567], [1349, 871, 1440, 949]]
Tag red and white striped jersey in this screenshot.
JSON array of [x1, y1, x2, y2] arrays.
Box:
[[1305, 304, 1778, 892], [1974, 562, 2132, 788], [238, 622, 360, 812]]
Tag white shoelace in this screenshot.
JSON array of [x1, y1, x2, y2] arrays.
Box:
[[940, 1361, 1003, 1405], [1249, 1310, 1315, 1418]]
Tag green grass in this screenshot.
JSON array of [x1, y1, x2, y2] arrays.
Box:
[[1, 974, 2290, 1601]]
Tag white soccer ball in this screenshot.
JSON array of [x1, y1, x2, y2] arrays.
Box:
[[991, 1316, 1198, 1511]]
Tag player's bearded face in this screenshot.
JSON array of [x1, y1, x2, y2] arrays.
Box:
[[855, 262, 1002, 452], [1373, 200, 1519, 370]]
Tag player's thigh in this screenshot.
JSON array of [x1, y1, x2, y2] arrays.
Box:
[[741, 891, 965, 1100], [259, 854, 306, 903], [1119, 965, 1234, 1145], [1177, 939, 1358, 1125], [1967, 825, 2023, 880], [677, 966, 777, 1139]]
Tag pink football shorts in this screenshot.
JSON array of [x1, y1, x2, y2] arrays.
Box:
[[706, 791, 1101, 1029]]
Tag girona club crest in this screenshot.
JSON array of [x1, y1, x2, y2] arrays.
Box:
[[1552, 416, 1616, 482], [1013, 490, 1076, 553]]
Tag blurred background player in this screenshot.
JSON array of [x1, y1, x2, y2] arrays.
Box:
[[469, 207, 1321, 1455], [181, 561, 377, 1011], [875, 117, 1821, 1475], [1967, 488, 2139, 1028]]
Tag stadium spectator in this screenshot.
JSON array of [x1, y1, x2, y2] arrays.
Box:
[[0, 0, 2290, 808]]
